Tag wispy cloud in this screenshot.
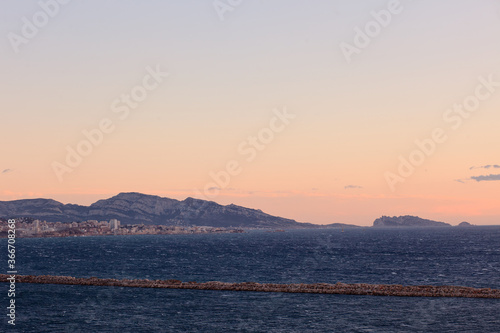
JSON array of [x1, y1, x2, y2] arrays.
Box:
[[456, 165, 500, 183], [471, 174, 500, 182], [207, 186, 221, 191], [469, 165, 500, 170], [2, 169, 13, 174], [344, 185, 363, 190]]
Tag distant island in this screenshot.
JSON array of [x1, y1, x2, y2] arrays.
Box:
[[373, 215, 451, 227], [457, 221, 475, 227]]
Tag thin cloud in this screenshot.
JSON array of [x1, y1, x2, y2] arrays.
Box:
[[2, 169, 13, 174], [455, 165, 500, 183], [471, 174, 500, 182], [344, 185, 363, 189], [469, 165, 500, 170], [207, 186, 221, 191]]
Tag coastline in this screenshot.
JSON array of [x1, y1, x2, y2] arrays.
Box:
[[0, 229, 245, 239]]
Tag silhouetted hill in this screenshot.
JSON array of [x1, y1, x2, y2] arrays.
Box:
[[0, 192, 318, 228], [457, 221, 474, 227], [322, 223, 360, 228], [373, 215, 451, 227]]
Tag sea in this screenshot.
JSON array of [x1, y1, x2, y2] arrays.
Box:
[[1, 227, 499, 332]]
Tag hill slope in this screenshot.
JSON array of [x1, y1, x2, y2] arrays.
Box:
[[0, 192, 318, 228]]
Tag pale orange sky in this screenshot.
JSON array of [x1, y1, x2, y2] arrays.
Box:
[[1, 0, 500, 225]]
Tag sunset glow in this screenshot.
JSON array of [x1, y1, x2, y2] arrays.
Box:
[[2, 0, 500, 225]]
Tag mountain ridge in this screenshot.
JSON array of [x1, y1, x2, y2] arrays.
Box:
[[0, 192, 327, 228], [0, 194, 472, 228]]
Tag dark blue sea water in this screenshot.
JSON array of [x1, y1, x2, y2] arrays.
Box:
[[2, 227, 499, 332]]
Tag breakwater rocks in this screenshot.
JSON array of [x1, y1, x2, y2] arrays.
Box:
[[1, 274, 499, 299]]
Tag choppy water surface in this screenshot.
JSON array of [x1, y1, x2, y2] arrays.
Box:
[[2, 227, 499, 332]]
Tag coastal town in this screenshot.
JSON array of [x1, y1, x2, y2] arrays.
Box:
[[0, 217, 244, 238]]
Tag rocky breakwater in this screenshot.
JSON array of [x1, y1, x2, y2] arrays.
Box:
[[1, 274, 499, 299]]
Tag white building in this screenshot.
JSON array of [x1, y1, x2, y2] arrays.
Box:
[[109, 219, 120, 230]]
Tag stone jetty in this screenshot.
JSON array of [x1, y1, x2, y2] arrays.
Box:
[[1, 274, 499, 299]]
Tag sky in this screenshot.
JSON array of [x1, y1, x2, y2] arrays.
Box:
[[1, 0, 500, 226]]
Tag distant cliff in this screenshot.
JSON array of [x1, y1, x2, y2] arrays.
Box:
[[0, 192, 318, 228], [373, 215, 451, 227]]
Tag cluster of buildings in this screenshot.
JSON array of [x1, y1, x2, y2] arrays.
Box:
[[0, 218, 243, 238]]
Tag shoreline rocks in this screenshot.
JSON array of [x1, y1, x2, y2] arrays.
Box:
[[1, 274, 499, 298]]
